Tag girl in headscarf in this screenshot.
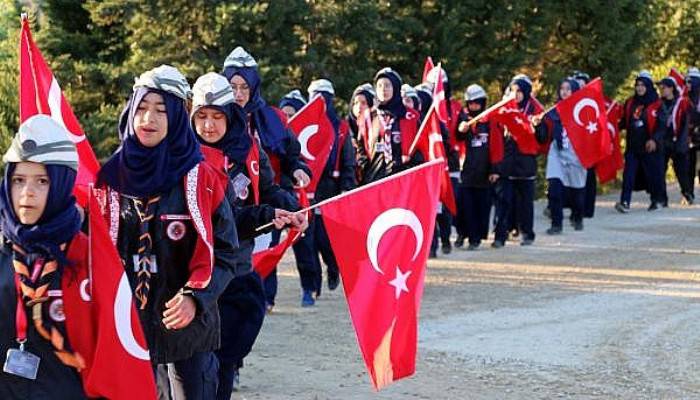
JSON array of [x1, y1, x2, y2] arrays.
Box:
[[614, 71, 663, 213], [191, 72, 306, 398], [0, 115, 90, 399], [687, 67, 700, 201], [534, 78, 587, 234], [97, 65, 238, 399], [222, 47, 313, 309], [492, 74, 544, 248], [279, 89, 307, 120], [303, 79, 357, 298], [357, 67, 422, 184], [348, 83, 376, 182], [455, 84, 504, 250]]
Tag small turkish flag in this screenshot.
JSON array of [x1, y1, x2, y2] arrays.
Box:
[[19, 17, 99, 207], [669, 67, 687, 96], [319, 160, 443, 390], [432, 64, 449, 123], [555, 78, 612, 168], [413, 107, 457, 215], [288, 95, 335, 193], [421, 57, 434, 83], [489, 98, 539, 155], [596, 100, 624, 184]]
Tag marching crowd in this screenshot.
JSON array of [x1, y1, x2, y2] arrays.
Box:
[[1, 42, 699, 400]]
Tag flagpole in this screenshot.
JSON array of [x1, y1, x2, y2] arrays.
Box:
[[462, 92, 517, 129], [407, 102, 437, 156], [254, 158, 446, 232], [87, 184, 94, 300]]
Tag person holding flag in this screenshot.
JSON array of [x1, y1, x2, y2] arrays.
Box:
[[533, 78, 587, 234], [656, 75, 693, 206], [493, 74, 543, 247], [0, 116, 92, 399], [348, 83, 376, 182], [615, 71, 664, 213], [401, 84, 421, 112], [455, 84, 504, 250], [190, 72, 305, 398], [573, 71, 600, 219], [356, 68, 423, 184], [222, 46, 313, 310], [96, 65, 239, 399], [303, 79, 357, 295], [279, 89, 307, 120], [688, 67, 700, 201]]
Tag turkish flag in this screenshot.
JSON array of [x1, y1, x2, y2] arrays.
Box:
[[246, 136, 261, 205], [432, 64, 449, 123], [670, 67, 687, 96], [421, 57, 434, 83], [596, 100, 624, 184], [75, 189, 157, 399], [490, 98, 539, 155], [19, 17, 99, 207], [319, 160, 443, 390], [288, 95, 335, 193], [413, 107, 457, 215], [555, 78, 612, 168], [253, 188, 310, 279]]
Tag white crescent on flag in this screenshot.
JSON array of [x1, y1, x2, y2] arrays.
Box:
[[366, 208, 424, 275], [573, 98, 600, 126], [298, 124, 320, 161], [114, 272, 150, 361]]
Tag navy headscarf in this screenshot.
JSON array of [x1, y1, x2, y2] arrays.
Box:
[[193, 102, 251, 163], [550, 78, 581, 149], [0, 163, 81, 263], [375, 70, 407, 118], [511, 78, 533, 109], [415, 87, 433, 121], [279, 96, 305, 113], [689, 76, 700, 107], [633, 76, 659, 106], [222, 66, 287, 155], [99, 88, 203, 197]]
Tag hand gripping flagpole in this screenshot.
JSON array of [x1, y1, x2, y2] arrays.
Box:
[[254, 159, 447, 232]]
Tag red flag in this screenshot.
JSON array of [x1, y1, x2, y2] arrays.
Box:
[[413, 107, 457, 215], [246, 136, 261, 205], [421, 57, 434, 83], [319, 160, 443, 390], [596, 100, 624, 184], [670, 67, 687, 97], [19, 17, 99, 207], [288, 95, 335, 193], [253, 188, 310, 279], [555, 78, 612, 168], [490, 98, 539, 155], [432, 64, 449, 123], [78, 190, 156, 399]]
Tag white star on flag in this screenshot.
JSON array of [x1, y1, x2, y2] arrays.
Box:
[[389, 266, 412, 300], [586, 121, 598, 134]]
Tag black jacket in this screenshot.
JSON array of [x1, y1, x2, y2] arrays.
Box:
[[116, 184, 238, 364], [457, 112, 500, 187]]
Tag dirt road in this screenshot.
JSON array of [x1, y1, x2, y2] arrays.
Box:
[[237, 186, 700, 400]]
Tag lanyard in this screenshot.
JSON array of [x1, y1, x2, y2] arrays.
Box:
[[14, 273, 27, 345]]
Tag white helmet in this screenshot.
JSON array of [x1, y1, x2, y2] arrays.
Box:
[[464, 84, 487, 101], [133, 65, 192, 100], [191, 72, 235, 109]]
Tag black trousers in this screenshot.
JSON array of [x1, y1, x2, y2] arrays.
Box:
[[662, 150, 692, 202], [156, 351, 219, 400], [583, 168, 597, 218], [313, 214, 340, 295], [494, 178, 535, 243], [461, 186, 492, 245], [548, 178, 584, 228]]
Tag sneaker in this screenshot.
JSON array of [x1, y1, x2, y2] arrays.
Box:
[[520, 238, 534, 246], [614, 202, 630, 213], [265, 302, 274, 314], [454, 235, 465, 248], [647, 202, 659, 211], [467, 243, 479, 251], [301, 290, 315, 307], [441, 244, 452, 255], [573, 220, 584, 231], [491, 240, 504, 249], [328, 273, 340, 291], [546, 226, 562, 235]]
